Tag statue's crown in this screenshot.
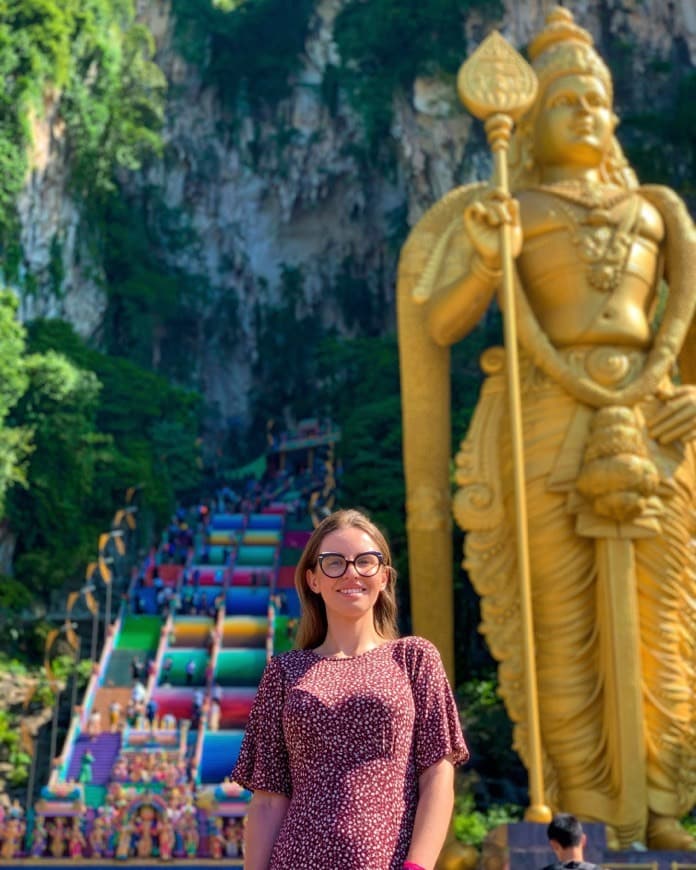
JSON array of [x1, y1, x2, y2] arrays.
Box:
[[529, 6, 612, 100]]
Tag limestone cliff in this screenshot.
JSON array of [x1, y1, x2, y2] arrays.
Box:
[[13, 0, 696, 426]]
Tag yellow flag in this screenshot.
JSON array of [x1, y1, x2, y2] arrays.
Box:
[[20, 721, 34, 758], [23, 680, 37, 710], [98, 557, 112, 584], [44, 628, 59, 655], [84, 590, 98, 615], [98, 533, 110, 554], [66, 591, 80, 614]]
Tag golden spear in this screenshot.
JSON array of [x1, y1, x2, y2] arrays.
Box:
[[457, 32, 550, 823]]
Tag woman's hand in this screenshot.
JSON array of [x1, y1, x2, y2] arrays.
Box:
[[648, 385, 696, 444], [463, 188, 522, 269]]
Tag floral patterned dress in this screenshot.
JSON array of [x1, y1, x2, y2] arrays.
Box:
[[233, 635, 469, 869]]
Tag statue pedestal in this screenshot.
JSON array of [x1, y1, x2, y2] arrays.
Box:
[[484, 822, 696, 870]]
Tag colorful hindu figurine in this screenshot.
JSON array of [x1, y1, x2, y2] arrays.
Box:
[[158, 815, 175, 862], [115, 818, 133, 860], [208, 819, 224, 859], [78, 750, 94, 784], [68, 819, 86, 858], [0, 818, 22, 859], [181, 807, 199, 858], [136, 805, 157, 858], [48, 816, 67, 858], [31, 817, 47, 858], [89, 812, 108, 858], [223, 820, 241, 858]]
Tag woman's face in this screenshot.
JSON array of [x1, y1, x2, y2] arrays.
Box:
[[306, 525, 387, 624], [533, 74, 616, 171]]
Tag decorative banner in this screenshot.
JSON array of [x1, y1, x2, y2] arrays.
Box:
[[84, 589, 98, 615], [20, 721, 35, 758], [66, 591, 80, 614], [113, 534, 126, 557], [126, 486, 136, 504], [44, 628, 59, 655], [23, 680, 37, 710], [98, 532, 110, 554], [98, 556, 113, 584]]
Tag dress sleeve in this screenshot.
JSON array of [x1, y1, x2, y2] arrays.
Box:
[[231, 656, 292, 796], [409, 638, 469, 777]]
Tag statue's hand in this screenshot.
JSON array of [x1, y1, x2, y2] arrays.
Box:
[[648, 385, 696, 444], [463, 188, 522, 270]]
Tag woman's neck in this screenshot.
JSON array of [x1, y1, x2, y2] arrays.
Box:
[[314, 619, 385, 658]]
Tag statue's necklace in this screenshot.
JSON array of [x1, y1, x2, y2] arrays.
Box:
[[533, 179, 633, 210], [531, 183, 640, 293]]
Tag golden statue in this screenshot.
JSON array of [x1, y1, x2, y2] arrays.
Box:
[[398, 7, 696, 850]]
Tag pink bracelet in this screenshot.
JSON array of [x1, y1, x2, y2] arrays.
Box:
[[403, 863, 426, 870]]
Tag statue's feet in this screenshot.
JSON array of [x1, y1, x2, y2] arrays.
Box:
[[647, 814, 696, 851], [604, 825, 621, 850]]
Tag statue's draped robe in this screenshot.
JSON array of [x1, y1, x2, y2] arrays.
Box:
[[457, 346, 696, 841]]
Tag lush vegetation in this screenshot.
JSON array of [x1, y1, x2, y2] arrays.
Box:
[[0, 2, 200, 633], [332, 0, 502, 154], [0, 652, 92, 787], [0, 293, 32, 513], [0, 0, 165, 286], [0, 313, 202, 632], [621, 68, 696, 197], [171, 0, 315, 110]]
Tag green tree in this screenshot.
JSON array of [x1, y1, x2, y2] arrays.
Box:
[[333, 0, 502, 153], [0, 0, 165, 256], [26, 318, 203, 525], [6, 349, 106, 594], [0, 291, 32, 511], [171, 0, 315, 109]]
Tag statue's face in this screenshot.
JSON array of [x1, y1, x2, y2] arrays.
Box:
[[533, 74, 615, 171]]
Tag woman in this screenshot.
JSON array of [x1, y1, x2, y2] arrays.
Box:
[[233, 508, 468, 870]]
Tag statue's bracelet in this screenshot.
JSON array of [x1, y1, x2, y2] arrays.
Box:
[[471, 255, 502, 283]]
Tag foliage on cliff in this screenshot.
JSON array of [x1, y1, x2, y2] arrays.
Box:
[[0, 311, 202, 614], [0, 0, 165, 256], [0, 1, 194, 615], [0, 293, 32, 513], [332, 0, 501, 152], [171, 0, 315, 109]]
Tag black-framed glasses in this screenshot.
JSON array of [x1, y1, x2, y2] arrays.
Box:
[[317, 551, 385, 579]]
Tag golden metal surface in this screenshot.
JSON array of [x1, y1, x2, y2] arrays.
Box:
[[397, 4, 696, 849], [458, 24, 549, 825]]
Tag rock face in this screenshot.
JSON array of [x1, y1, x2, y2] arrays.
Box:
[[16, 98, 106, 339], [12, 0, 696, 425]]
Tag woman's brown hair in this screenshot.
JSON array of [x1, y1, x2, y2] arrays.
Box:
[[294, 509, 399, 650]]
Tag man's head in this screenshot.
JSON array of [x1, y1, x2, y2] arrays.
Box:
[[547, 813, 586, 859]]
